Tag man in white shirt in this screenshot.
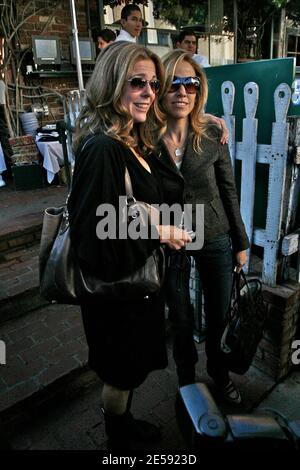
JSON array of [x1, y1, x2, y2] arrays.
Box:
[[115, 4, 143, 43], [176, 30, 210, 67]]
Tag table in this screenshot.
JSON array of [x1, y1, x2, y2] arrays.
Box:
[[35, 138, 65, 184], [0, 142, 7, 187], [0, 142, 7, 172]]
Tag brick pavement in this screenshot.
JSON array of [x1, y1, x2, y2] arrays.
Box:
[[9, 359, 188, 451], [0, 183, 65, 257], [0, 244, 48, 324], [7, 368, 300, 452], [3, 327, 288, 451], [0, 246, 39, 301], [0, 294, 274, 434], [0, 184, 66, 227], [0, 270, 293, 452], [0, 302, 86, 414], [0, 182, 292, 451], [0, 292, 276, 416], [0, 183, 66, 322]]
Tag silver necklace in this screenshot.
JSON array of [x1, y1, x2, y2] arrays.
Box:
[[175, 147, 184, 158], [164, 134, 186, 159]]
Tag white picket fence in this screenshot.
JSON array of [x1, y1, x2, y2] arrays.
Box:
[[221, 80, 300, 287]]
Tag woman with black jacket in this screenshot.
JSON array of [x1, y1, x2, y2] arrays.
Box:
[[68, 42, 191, 450], [154, 50, 249, 404]]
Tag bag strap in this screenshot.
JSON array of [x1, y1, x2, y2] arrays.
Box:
[[227, 270, 245, 321], [124, 166, 134, 198], [227, 270, 240, 320], [239, 269, 255, 299], [227, 269, 259, 322]]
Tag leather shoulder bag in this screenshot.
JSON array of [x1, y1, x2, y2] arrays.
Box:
[[220, 269, 267, 374], [39, 138, 165, 304]]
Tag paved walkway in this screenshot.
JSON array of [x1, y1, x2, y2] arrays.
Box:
[[0, 302, 85, 414], [0, 183, 66, 228], [0, 286, 277, 421], [0, 294, 282, 451], [1, 182, 299, 453], [6, 333, 300, 451], [0, 246, 39, 302]]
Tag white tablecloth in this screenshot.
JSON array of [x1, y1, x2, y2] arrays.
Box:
[[0, 142, 7, 173], [36, 139, 64, 183]]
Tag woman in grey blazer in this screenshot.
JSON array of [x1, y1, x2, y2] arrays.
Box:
[[155, 49, 249, 404]]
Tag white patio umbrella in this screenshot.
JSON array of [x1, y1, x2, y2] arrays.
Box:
[[69, 0, 84, 92], [69, 0, 105, 91]]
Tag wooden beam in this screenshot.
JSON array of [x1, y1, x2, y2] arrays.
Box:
[[281, 229, 300, 256], [97, 0, 105, 30]]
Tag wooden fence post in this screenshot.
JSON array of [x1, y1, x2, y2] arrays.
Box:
[[263, 83, 290, 286], [221, 81, 235, 170], [239, 82, 259, 273]]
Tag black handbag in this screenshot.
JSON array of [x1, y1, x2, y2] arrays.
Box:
[[220, 270, 267, 375], [39, 150, 164, 304]]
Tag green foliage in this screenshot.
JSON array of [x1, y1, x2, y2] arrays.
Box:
[[285, 0, 300, 25], [104, 0, 300, 28], [153, 1, 207, 29], [151, 0, 300, 61], [271, 0, 286, 7], [235, 0, 300, 59], [104, 1, 148, 6], [153, 0, 300, 29]]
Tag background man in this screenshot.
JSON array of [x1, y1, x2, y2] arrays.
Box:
[[176, 29, 210, 67], [96, 29, 116, 51], [115, 4, 143, 43]]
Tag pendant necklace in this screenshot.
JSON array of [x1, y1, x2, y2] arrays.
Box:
[[175, 147, 183, 158], [164, 134, 186, 160]]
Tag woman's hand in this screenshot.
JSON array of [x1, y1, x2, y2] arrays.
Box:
[[216, 117, 229, 145], [205, 114, 229, 145], [157, 225, 192, 250], [235, 250, 247, 273]]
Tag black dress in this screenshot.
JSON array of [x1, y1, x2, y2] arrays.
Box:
[[68, 134, 167, 390]]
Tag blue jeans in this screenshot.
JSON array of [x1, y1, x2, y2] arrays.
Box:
[[166, 234, 233, 385], [193, 234, 233, 384], [165, 249, 198, 384]]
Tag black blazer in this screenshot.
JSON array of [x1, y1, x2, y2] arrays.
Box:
[[68, 134, 161, 281], [153, 126, 249, 253]]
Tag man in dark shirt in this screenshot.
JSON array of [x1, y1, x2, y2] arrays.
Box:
[[96, 29, 116, 51]]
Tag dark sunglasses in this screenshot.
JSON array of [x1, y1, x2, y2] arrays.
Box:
[[128, 77, 160, 94], [168, 76, 201, 94]]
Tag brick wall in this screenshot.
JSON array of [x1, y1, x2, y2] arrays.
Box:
[[15, 0, 97, 120], [20, 1, 89, 59], [254, 281, 300, 380]]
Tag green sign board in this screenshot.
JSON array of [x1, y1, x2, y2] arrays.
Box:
[[205, 57, 298, 145], [205, 58, 298, 229]]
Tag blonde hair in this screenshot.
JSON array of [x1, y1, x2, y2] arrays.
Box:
[[73, 41, 165, 152], [160, 49, 211, 153]]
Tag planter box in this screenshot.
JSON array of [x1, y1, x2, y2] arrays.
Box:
[[9, 135, 35, 147], [12, 164, 44, 190]]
